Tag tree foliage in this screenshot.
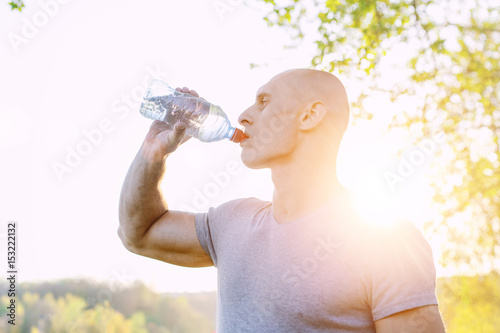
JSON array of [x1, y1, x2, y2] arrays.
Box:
[[438, 272, 500, 332], [0, 279, 215, 333], [258, 0, 500, 273], [8, 0, 24, 11]]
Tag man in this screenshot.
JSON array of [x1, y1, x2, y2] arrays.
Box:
[[118, 69, 446, 332]]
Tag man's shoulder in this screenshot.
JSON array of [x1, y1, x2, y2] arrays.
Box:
[[363, 218, 429, 250], [209, 197, 271, 216], [353, 217, 435, 275]]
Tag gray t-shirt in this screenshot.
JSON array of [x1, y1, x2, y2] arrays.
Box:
[[195, 196, 438, 332]]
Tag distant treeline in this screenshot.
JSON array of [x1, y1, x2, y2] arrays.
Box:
[[0, 279, 216, 333], [1, 272, 499, 332]]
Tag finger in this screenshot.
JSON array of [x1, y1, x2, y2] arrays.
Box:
[[190, 90, 205, 101], [175, 87, 203, 99], [175, 87, 190, 94], [183, 107, 195, 119], [175, 87, 204, 102], [166, 122, 187, 147]]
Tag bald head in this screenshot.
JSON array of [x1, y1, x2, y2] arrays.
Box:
[[271, 69, 350, 136], [238, 69, 350, 169]]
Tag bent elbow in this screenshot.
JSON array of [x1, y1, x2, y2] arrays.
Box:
[[117, 227, 141, 253]]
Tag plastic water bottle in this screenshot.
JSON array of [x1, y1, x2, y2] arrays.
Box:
[[139, 79, 246, 143]]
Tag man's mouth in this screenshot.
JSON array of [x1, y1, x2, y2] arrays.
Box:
[[240, 132, 250, 146]]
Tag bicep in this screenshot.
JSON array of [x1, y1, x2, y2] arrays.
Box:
[[375, 305, 446, 333], [126, 210, 214, 267]]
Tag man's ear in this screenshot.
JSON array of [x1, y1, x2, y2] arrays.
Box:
[[299, 102, 327, 130]]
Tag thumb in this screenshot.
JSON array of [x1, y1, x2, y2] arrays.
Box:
[[166, 122, 187, 148]]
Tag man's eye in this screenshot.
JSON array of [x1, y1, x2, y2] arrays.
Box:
[[261, 99, 268, 106]]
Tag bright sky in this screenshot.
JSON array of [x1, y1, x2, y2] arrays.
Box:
[[0, 0, 442, 293]]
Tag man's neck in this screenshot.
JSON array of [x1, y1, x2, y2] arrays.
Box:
[[270, 161, 343, 224]]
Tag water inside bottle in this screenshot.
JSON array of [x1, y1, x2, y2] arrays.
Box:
[[140, 95, 232, 142], [196, 108, 232, 142], [140, 95, 210, 127]]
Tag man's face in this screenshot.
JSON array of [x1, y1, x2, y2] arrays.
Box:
[[238, 74, 303, 169]]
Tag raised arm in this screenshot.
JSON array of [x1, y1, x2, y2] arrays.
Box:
[[118, 88, 213, 268]]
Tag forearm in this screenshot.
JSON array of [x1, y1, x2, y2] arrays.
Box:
[[118, 143, 169, 247]]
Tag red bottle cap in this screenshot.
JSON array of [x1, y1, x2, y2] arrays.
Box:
[[230, 128, 247, 143]]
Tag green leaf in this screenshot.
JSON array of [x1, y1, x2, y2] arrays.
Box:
[[8, 1, 24, 11]]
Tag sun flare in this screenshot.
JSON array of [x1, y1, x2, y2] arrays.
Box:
[[338, 130, 434, 229]]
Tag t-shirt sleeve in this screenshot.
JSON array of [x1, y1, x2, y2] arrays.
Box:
[[362, 220, 439, 321], [195, 208, 218, 266], [194, 198, 251, 267]]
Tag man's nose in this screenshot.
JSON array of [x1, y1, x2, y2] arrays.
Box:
[[238, 106, 253, 126]]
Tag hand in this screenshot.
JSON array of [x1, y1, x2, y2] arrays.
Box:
[[142, 87, 203, 160]]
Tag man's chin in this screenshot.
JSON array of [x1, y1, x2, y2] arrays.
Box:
[[241, 149, 267, 169]]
